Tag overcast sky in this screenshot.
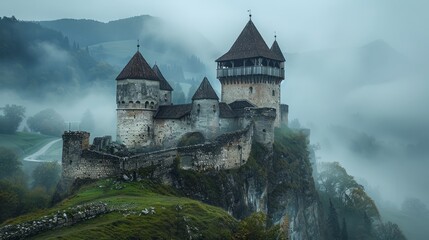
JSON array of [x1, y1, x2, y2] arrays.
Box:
[[2, 0, 429, 208], [2, 0, 429, 56]]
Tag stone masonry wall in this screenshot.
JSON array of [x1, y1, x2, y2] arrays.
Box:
[[191, 99, 220, 139], [62, 131, 90, 179], [221, 77, 281, 126], [242, 108, 276, 149], [116, 109, 155, 148], [159, 90, 172, 106], [62, 126, 253, 181], [116, 79, 160, 148], [154, 117, 192, 148]]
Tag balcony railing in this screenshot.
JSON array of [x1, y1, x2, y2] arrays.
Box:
[[217, 66, 284, 78]]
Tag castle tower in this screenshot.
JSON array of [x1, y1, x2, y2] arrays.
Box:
[[191, 77, 220, 139], [116, 50, 160, 148], [216, 19, 285, 126], [152, 64, 173, 106], [61, 131, 90, 179]]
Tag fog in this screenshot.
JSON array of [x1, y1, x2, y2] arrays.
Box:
[[1, 0, 429, 237]]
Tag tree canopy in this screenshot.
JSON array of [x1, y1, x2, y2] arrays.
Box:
[[32, 161, 61, 192], [0, 104, 25, 134], [0, 147, 21, 179], [27, 108, 65, 136]]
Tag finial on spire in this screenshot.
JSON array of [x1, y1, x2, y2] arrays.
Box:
[[137, 39, 140, 51], [248, 9, 252, 19], [274, 31, 277, 40]]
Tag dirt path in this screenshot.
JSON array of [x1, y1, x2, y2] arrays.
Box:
[[23, 139, 62, 162]]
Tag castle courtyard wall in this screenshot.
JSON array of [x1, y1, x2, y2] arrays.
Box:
[[154, 117, 192, 148], [62, 127, 253, 181]]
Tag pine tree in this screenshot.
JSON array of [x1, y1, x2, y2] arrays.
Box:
[[328, 199, 341, 240], [341, 217, 348, 240]]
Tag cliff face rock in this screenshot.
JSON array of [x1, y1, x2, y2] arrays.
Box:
[[171, 128, 324, 239], [268, 128, 324, 239]]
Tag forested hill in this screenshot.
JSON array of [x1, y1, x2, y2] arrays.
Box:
[[0, 16, 115, 100], [38, 15, 216, 84], [39, 15, 159, 47]]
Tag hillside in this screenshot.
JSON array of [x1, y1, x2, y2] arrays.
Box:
[[38, 15, 219, 102], [0, 16, 116, 100], [1, 179, 237, 239], [0, 132, 58, 158], [0, 127, 409, 239]]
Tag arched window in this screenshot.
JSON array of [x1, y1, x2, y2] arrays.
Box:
[[150, 102, 154, 109], [272, 90, 275, 96], [136, 101, 141, 104], [147, 126, 150, 134], [129, 101, 133, 104], [213, 104, 216, 113], [249, 86, 253, 94], [197, 104, 200, 113], [145, 101, 149, 108]]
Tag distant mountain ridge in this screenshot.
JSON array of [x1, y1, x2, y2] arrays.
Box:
[[38, 15, 218, 103], [0, 16, 115, 100], [39, 15, 159, 47]]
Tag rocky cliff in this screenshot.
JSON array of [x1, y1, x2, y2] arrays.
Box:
[[169, 127, 325, 239]]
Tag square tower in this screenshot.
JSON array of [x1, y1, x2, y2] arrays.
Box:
[[216, 19, 286, 126]]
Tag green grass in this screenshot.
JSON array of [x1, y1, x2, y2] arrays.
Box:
[[0, 132, 59, 157], [36, 140, 62, 162], [4, 179, 237, 239]]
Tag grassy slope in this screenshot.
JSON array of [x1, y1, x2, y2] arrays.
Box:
[[4, 179, 237, 239], [0, 132, 59, 157]]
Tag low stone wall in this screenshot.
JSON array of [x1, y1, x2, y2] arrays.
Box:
[[0, 202, 110, 240]]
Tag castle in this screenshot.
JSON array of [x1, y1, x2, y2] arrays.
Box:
[[116, 18, 288, 149], [61, 18, 289, 181]]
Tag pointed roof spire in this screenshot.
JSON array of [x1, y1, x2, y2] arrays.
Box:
[[152, 64, 173, 91], [116, 51, 159, 81], [216, 19, 282, 62], [270, 38, 285, 62], [192, 77, 219, 100]]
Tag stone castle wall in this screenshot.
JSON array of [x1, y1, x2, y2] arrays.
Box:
[[62, 126, 253, 181], [191, 99, 220, 139], [280, 104, 289, 126], [154, 117, 192, 148], [221, 77, 281, 126], [159, 90, 172, 106], [116, 79, 160, 147], [241, 108, 277, 149], [117, 109, 155, 148]]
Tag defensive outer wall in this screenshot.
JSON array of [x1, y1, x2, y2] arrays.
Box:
[[62, 125, 254, 182]]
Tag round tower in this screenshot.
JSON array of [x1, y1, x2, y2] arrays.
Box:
[[216, 19, 285, 126], [191, 77, 220, 139], [116, 50, 160, 149]]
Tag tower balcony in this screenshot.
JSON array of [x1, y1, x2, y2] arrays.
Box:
[[217, 66, 284, 79]]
